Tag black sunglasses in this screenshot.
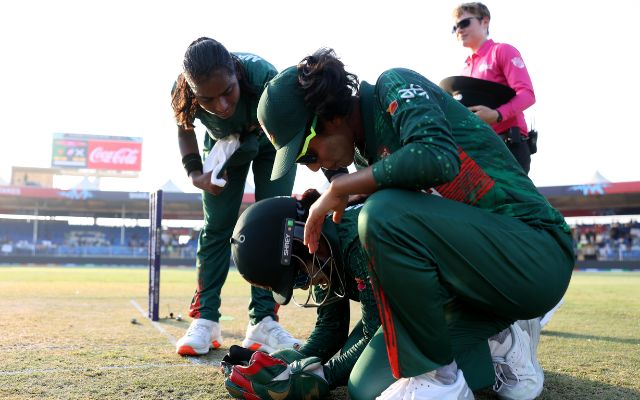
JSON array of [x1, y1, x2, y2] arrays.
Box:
[[296, 115, 319, 165], [296, 153, 318, 165], [452, 17, 481, 34]]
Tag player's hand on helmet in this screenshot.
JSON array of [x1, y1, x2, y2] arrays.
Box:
[[225, 351, 330, 400], [305, 186, 348, 253]]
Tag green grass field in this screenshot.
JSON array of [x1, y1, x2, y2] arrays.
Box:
[[0, 266, 638, 400]]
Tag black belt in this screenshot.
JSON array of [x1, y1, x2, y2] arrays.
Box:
[[498, 127, 528, 144]]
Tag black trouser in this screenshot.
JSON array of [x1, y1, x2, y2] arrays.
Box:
[[499, 127, 532, 174], [507, 140, 531, 174]]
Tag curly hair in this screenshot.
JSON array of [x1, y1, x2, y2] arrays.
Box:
[[297, 48, 359, 121], [171, 37, 254, 129]]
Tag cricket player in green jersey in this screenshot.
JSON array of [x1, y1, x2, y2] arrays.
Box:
[[254, 48, 575, 400], [170, 37, 302, 356], [223, 189, 381, 399]]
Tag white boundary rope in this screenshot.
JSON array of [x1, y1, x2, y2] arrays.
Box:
[[0, 363, 200, 376]]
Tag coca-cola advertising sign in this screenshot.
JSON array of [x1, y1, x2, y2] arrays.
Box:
[[51, 133, 143, 171], [87, 141, 142, 171]]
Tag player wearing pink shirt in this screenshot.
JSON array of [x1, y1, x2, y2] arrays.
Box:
[[453, 2, 536, 173]]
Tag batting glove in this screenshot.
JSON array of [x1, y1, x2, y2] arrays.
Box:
[[270, 347, 307, 364], [225, 351, 330, 400], [220, 345, 257, 378]]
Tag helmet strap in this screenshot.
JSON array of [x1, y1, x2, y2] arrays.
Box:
[[292, 231, 346, 308]]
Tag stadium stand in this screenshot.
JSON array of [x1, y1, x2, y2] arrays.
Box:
[[1, 182, 640, 268], [0, 219, 196, 260], [572, 221, 640, 261], [2, 217, 639, 263]]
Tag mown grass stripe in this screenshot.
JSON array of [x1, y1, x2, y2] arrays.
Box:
[[129, 299, 220, 367], [0, 363, 203, 376], [130, 299, 177, 346]]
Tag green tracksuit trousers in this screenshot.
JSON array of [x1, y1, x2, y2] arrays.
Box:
[[188, 134, 296, 324], [348, 189, 574, 399]]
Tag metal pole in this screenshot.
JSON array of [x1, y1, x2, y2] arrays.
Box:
[[121, 204, 126, 246], [148, 189, 163, 321], [32, 205, 39, 256]]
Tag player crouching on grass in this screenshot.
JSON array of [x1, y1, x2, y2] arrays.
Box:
[[248, 49, 576, 399], [223, 190, 383, 400]]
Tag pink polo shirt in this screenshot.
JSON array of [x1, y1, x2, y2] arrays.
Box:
[[462, 39, 535, 136]]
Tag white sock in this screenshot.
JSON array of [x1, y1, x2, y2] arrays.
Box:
[[434, 360, 458, 385]]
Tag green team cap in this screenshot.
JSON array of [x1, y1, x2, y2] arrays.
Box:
[[257, 66, 313, 181]]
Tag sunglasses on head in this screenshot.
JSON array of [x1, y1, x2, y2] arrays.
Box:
[[452, 17, 482, 34], [296, 115, 318, 165]]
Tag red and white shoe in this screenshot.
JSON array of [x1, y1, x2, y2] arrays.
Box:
[[241, 316, 303, 353], [176, 318, 223, 356]]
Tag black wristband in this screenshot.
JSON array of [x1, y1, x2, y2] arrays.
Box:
[[496, 109, 503, 123], [182, 153, 203, 177]]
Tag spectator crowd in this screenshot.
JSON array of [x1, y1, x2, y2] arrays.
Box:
[[572, 220, 640, 261]]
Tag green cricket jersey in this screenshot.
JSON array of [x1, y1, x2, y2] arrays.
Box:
[[172, 53, 295, 324], [358, 68, 568, 232], [298, 204, 381, 389]]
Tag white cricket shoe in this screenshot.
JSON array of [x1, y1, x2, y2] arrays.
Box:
[[376, 369, 474, 400], [516, 318, 541, 371], [176, 318, 223, 356], [490, 322, 543, 400], [540, 297, 564, 328], [241, 316, 303, 353]]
